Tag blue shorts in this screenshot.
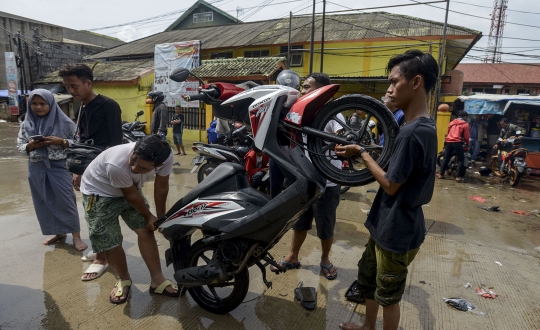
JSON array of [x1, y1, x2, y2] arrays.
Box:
[[173, 133, 183, 145]]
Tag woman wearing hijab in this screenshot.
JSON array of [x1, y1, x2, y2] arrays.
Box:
[[17, 89, 87, 251]]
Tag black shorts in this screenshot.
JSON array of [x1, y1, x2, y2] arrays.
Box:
[[293, 185, 340, 240]]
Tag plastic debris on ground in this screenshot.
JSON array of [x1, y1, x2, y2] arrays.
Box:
[[467, 186, 478, 190], [361, 209, 370, 214], [494, 261, 503, 266], [478, 206, 500, 212], [366, 189, 377, 193], [469, 196, 487, 203], [464, 283, 472, 288], [475, 287, 497, 299], [510, 210, 527, 215], [443, 298, 487, 317]]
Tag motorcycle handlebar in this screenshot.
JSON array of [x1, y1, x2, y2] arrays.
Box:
[[182, 86, 220, 102]]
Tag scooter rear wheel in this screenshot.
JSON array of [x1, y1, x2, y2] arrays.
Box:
[[187, 241, 249, 314], [197, 162, 219, 183], [509, 166, 521, 186], [307, 95, 399, 186]]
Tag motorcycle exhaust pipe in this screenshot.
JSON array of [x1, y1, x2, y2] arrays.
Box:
[[174, 262, 229, 288]]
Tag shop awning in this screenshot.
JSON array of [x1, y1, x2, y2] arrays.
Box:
[[458, 95, 540, 115], [502, 100, 540, 115]]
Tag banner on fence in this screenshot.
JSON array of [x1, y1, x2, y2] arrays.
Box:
[[154, 41, 201, 108], [4, 52, 19, 115]]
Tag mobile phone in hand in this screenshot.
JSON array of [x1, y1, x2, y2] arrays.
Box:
[[30, 135, 44, 141]]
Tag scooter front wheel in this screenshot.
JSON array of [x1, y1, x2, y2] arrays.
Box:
[[187, 241, 249, 314], [307, 95, 399, 186], [491, 158, 501, 176]]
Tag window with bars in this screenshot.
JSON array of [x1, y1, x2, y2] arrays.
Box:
[[167, 106, 206, 130], [244, 50, 270, 58], [279, 45, 303, 67], [210, 51, 233, 59]]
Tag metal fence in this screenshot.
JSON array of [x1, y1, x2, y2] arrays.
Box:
[[167, 106, 206, 130]]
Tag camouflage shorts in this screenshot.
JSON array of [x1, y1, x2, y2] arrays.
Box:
[[82, 194, 148, 253]]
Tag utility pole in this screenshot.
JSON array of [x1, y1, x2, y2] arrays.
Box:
[[288, 12, 292, 69], [433, 0, 450, 121], [309, 0, 316, 74], [33, 28, 41, 79], [15, 31, 28, 94], [320, 0, 326, 73]]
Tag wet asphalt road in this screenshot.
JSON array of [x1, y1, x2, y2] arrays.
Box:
[[0, 121, 539, 329]]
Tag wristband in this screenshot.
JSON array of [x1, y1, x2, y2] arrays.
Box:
[[358, 147, 367, 156]]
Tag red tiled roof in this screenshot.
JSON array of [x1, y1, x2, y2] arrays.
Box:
[[455, 63, 540, 85]]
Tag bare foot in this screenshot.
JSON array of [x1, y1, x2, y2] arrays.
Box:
[[72, 236, 88, 251], [339, 322, 365, 330], [43, 234, 66, 245]]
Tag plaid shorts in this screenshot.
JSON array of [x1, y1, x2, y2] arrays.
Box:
[[356, 237, 420, 306], [82, 194, 148, 253]]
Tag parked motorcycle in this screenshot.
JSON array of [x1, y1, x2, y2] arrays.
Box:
[[152, 67, 398, 314], [491, 136, 529, 186], [122, 110, 147, 143], [191, 125, 253, 183], [436, 140, 470, 177]]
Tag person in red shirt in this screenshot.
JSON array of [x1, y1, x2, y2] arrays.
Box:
[[244, 147, 269, 190], [437, 111, 470, 181]]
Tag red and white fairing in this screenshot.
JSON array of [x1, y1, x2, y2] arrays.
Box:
[[221, 85, 299, 150], [160, 199, 244, 228]]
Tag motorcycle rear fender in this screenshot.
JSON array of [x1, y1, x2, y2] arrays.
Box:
[[285, 84, 340, 127]]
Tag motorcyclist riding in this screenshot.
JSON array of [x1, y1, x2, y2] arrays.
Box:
[[493, 117, 525, 174], [148, 91, 168, 140]]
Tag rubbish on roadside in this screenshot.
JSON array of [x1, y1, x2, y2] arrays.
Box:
[[510, 210, 526, 215], [467, 186, 478, 190], [475, 287, 497, 299], [494, 261, 503, 266], [443, 297, 475, 311], [464, 283, 472, 288], [469, 196, 487, 203], [173, 162, 181, 166], [530, 210, 539, 213], [366, 189, 377, 193], [361, 209, 370, 214], [478, 206, 500, 212]]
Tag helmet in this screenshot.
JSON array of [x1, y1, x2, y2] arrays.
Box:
[[276, 70, 300, 90], [479, 166, 491, 176], [147, 91, 164, 103]]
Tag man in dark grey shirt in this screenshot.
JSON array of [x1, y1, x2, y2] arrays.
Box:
[[336, 50, 439, 330], [148, 91, 168, 139]]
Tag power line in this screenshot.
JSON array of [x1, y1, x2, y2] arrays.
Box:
[[452, 0, 540, 16]]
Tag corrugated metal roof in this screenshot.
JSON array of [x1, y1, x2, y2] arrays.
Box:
[[191, 57, 286, 78], [36, 59, 154, 83], [86, 12, 480, 60], [456, 63, 540, 85]]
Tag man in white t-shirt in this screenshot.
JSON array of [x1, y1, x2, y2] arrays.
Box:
[[270, 72, 341, 280], [81, 135, 177, 304]]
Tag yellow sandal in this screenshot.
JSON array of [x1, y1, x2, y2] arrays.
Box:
[[109, 279, 132, 304]]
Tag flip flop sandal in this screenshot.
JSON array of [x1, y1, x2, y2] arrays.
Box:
[[149, 279, 180, 297], [270, 260, 301, 273], [345, 280, 366, 304], [81, 251, 96, 262], [110, 279, 132, 304], [320, 263, 337, 280], [81, 263, 109, 281], [294, 286, 317, 310]]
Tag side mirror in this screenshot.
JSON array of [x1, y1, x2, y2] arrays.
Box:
[[169, 67, 190, 82], [136, 110, 144, 117]]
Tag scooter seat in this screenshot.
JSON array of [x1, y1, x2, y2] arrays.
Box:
[[194, 142, 236, 153]]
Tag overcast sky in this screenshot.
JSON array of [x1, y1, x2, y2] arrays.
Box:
[[3, 0, 538, 63]]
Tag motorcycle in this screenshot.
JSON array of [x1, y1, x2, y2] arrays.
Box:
[[491, 136, 529, 186], [436, 140, 470, 177], [152, 67, 398, 314], [191, 125, 253, 183], [122, 110, 147, 143]]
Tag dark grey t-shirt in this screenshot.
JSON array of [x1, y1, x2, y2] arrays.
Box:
[[365, 116, 437, 254]]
